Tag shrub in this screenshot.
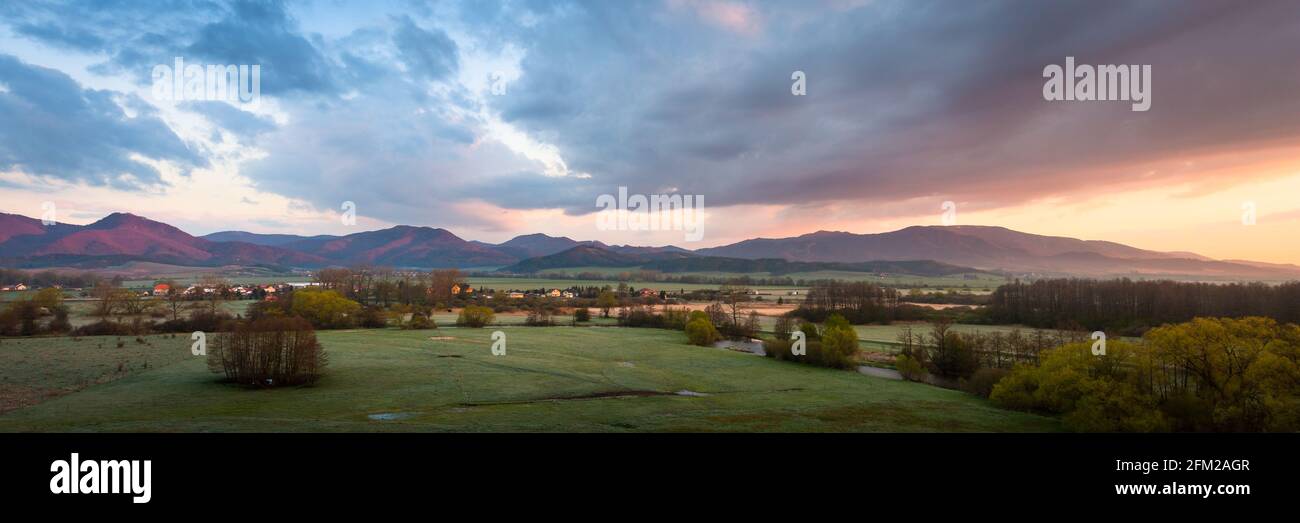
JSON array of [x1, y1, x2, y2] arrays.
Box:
[[525, 306, 554, 326], [573, 307, 591, 322], [404, 312, 435, 330], [960, 367, 1009, 397], [763, 339, 794, 360], [74, 319, 139, 337], [358, 307, 388, 328], [685, 317, 721, 346], [661, 307, 689, 330], [47, 308, 72, 333], [206, 317, 327, 387], [895, 354, 928, 382], [798, 321, 820, 341], [457, 305, 495, 328]]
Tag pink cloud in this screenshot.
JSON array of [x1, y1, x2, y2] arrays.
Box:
[[669, 0, 761, 35]]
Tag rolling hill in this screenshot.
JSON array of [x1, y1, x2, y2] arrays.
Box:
[[497, 244, 694, 273], [200, 230, 336, 247], [496, 245, 986, 278]]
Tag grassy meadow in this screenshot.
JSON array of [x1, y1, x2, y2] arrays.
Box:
[[507, 269, 1004, 293], [0, 327, 1057, 432]]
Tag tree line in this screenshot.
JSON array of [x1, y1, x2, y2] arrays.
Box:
[[985, 278, 1300, 333], [0, 268, 112, 289], [793, 280, 932, 324]]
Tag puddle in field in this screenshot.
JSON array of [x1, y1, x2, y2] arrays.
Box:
[[675, 390, 710, 397], [368, 412, 414, 421], [429, 336, 456, 341], [617, 361, 635, 368], [713, 339, 765, 356], [857, 366, 903, 380]]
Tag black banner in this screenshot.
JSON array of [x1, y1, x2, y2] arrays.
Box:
[[0, 433, 1292, 513]]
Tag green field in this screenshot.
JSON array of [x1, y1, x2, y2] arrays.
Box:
[[466, 276, 802, 292], [518, 269, 1004, 293], [0, 327, 1057, 432]]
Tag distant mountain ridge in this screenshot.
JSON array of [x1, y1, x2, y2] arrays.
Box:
[[0, 212, 325, 268], [696, 225, 1300, 279], [2, 211, 1297, 279], [0, 212, 690, 270]]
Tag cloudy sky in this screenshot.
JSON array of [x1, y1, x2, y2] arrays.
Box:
[[2, 0, 1299, 262]]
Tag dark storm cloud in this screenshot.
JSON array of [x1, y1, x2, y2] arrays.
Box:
[[3, 0, 338, 95], [391, 15, 459, 81], [0, 54, 203, 188], [496, 0, 1300, 210], [4, 0, 1299, 227]]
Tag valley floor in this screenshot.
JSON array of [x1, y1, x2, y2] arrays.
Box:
[[0, 327, 1058, 432]]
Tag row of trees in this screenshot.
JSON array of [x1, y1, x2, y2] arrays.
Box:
[[313, 267, 465, 307], [794, 280, 931, 324], [985, 278, 1300, 332], [894, 321, 1091, 378], [0, 268, 111, 289], [0, 288, 70, 336]]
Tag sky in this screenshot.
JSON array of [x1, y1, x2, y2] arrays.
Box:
[[1, 0, 1299, 263]]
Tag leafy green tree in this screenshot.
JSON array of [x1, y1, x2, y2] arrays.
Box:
[[290, 289, 362, 329], [817, 314, 859, 369], [990, 339, 1168, 432], [1144, 317, 1300, 431], [596, 291, 618, 318], [685, 316, 721, 346]]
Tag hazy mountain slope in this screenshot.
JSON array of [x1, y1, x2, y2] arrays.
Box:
[[696, 225, 1300, 278], [202, 231, 335, 246], [493, 233, 603, 259], [498, 245, 690, 273], [284, 226, 517, 267], [640, 257, 982, 276]]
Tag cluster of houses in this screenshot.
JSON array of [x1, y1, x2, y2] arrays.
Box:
[[150, 282, 298, 299], [0, 283, 30, 292], [478, 287, 578, 300]]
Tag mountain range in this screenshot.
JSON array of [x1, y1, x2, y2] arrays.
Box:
[[2, 211, 1298, 280]]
